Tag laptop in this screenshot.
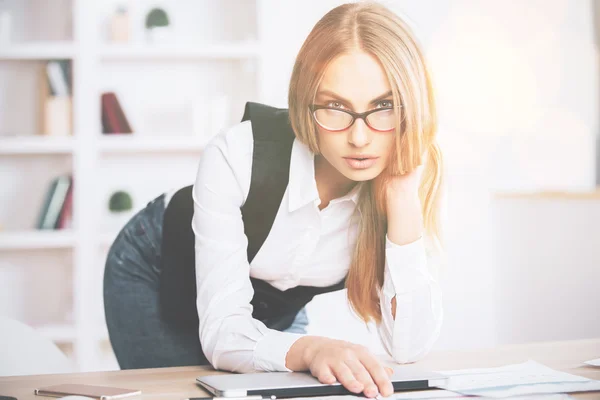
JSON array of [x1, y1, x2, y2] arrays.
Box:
[[196, 367, 448, 398]]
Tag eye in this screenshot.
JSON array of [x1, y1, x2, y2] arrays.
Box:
[[376, 100, 394, 108], [326, 101, 346, 109]]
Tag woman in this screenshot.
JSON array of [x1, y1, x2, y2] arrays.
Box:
[[104, 2, 443, 398]]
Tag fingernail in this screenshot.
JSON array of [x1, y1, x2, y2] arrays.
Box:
[[350, 382, 363, 392]]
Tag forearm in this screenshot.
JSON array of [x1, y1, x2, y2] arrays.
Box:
[[386, 190, 423, 247], [385, 190, 424, 320], [378, 236, 443, 362]]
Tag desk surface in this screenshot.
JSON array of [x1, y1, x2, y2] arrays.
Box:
[[1, 338, 599, 400]]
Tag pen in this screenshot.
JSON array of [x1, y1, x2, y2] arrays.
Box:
[[186, 396, 276, 400]]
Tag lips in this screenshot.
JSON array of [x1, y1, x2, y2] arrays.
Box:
[[345, 155, 377, 160], [343, 156, 378, 169]]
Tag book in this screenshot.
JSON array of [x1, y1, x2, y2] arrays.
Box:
[[45, 59, 71, 96], [57, 59, 72, 95], [101, 92, 133, 134], [46, 61, 69, 97], [56, 180, 73, 229], [37, 175, 72, 230], [40, 61, 72, 136]]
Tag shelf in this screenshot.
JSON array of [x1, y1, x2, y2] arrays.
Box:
[[37, 323, 77, 343], [0, 41, 76, 60], [0, 230, 76, 250], [36, 323, 109, 343], [99, 42, 261, 61], [98, 135, 206, 153], [492, 189, 600, 200], [0, 136, 74, 155]]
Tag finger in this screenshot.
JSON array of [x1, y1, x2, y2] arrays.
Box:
[[385, 366, 394, 376], [345, 359, 378, 398], [359, 354, 394, 397], [331, 362, 363, 394], [311, 364, 336, 385]]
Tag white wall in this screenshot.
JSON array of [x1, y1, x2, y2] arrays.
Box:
[[492, 196, 600, 344]]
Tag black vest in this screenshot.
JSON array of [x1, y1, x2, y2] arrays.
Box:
[[159, 102, 346, 334]]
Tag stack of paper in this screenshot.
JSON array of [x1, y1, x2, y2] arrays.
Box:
[[292, 360, 598, 399], [584, 358, 600, 367], [293, 391, 570, 399], [436, 360, 600, 398]]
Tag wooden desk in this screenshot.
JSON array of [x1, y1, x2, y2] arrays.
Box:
[[1, 338, 599, 400]]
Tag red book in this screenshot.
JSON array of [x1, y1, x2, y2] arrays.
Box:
[[112, 93, 133, 133], [101, 92, 132, 134], [101, 93, 121, 133]]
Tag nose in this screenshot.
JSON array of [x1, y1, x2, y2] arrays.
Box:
[[348, 118, 371, 147]]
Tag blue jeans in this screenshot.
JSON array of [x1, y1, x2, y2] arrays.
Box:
[[104, 194, 308, 369]]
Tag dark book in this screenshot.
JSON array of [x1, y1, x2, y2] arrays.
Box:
[[57, 59, 72, 95], [101, 93, 119, 133], [56, 179, 73, 229], [45, 60, 72, 97], [101, 92, 133, 134], [112, 93, 133, 133], [36, 178, 58, 228], [37, 175, 72, 230]]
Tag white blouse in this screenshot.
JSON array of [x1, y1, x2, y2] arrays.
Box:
[[189, 120, 443, 373]]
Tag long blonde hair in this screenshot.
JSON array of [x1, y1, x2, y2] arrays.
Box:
[[288, 1, 443, 323]]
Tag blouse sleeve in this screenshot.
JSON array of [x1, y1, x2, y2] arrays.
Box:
[[192, 122, 306, 372], [377, 235, 443, 363]]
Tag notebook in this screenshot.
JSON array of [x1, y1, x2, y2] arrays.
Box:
[[196, 367, 448, 398]]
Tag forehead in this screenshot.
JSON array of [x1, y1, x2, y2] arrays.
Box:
[[318, 51, 391, 103]]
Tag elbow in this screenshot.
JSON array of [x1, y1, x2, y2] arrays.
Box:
[[200, 324, 257, 373], [388, 309, 443, 364], [390, 343, 433, 364], [198, 327, 219, 370]]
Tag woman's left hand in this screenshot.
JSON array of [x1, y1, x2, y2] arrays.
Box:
[[378, 156, 426, 246], [385, 164, 424, 198]]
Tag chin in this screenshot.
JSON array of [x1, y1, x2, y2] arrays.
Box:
[[340, 166, 382, 182]]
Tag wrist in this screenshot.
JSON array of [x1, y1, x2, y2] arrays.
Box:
[[386, 189, 420, 215], [286, 336, 325, 371]]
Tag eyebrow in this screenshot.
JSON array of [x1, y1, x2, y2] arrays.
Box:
[[316, 89, 393, 107]]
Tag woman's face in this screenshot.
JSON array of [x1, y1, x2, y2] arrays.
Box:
[[314, 50, 396, 183]]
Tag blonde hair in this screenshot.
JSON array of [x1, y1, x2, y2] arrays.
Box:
[[288, 1, 443, 323]]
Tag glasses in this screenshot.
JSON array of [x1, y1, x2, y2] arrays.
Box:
[[310, 104, 402, 132]]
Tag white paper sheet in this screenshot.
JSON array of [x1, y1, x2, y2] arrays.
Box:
[[438, 360, 588, 391], [435, 360, 600, 398], [392, 390, 572, 399], [456, 381, 600, 398], [291, 392, 572, 399], [584, 358, 600, 367]]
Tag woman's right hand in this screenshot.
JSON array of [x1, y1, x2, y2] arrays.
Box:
[[286, 336, 394, 398]]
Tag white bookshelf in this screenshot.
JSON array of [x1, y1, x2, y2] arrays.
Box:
[[0, 136, 75, 155], [38, 323, 78, 343], [0, 230, 76, 250], [98, 136, 206, 153], [0, 41, 76, 60], [0, 0, 266, 372], [99, 42, 262, 61]]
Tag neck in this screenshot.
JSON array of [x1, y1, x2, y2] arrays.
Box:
[[314, 155, 356, 209]]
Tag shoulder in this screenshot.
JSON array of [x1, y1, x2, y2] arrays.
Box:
[[205, 120, 254, 160], [195, 121, 254, 202]]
